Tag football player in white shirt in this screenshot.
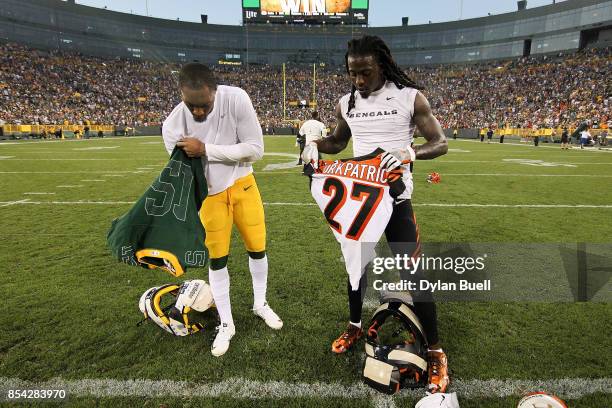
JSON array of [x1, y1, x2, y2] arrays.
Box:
[[162, 63, 282, 357], [297, 111, 327, 164], [302, 36, 450, 393]]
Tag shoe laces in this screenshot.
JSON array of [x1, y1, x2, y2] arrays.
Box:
[[429, 353, 443, 376], [341, 326, 360, 340], [430, 360, 440, 376]]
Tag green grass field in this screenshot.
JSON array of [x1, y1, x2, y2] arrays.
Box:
[[0, 136, 610, 407]]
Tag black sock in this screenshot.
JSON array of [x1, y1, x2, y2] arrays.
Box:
[[413, 301, 439, 346], [347, 275, 367, 324]]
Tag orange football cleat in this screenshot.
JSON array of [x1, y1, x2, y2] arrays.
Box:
[[427, 350, 450, 393], [332, 324, 363, 353]]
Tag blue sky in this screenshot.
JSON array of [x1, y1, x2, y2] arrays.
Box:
[[74, 0, 564, 26]]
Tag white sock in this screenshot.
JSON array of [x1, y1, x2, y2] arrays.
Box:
[[350, 321, 362, 329], [249, 255, 268, 309], [208, 267, 233, 327]]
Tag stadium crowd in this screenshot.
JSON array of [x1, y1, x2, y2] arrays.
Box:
[[0, 41, 609, 131]]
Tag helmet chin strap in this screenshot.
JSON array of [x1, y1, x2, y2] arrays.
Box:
[[136, 303, 173, 327]]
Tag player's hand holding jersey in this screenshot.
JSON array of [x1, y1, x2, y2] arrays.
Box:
[[379, 146, 416, 172]]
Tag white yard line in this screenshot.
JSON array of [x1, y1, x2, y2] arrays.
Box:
[[0, 199, 30, 207], [80, 179, 106, 182], [258, 161, 612, 168], [0, 171, 154, 174], [439, 173, 612, 177], [0, 158, 159, 161], [0, 376, 608, 401], [435, 160, 612, 165], [0, 200, 133, 204], [413, 203, 612, 208], [456, 139, 612, 153], [5, 150, 150, 153], [72, 146, 120, 151], [0, 136, 160, 146], [0, 201, 611, 209], [55, 185, 84, 188], [258, 172, 612, 177], [259, 171, 303, 174], [372, 394, 397, 408], [23, 192, 56, 195], [1, 171, 608, 177], [264, 203, 612, 209], [264, 202, 317, 206]]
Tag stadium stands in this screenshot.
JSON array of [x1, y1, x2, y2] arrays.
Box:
[[0, 41, 609, 134]]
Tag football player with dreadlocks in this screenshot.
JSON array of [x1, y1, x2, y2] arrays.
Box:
[[302, 35, 449, 393]]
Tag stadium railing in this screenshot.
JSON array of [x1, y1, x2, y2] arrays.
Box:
[[478, 127, 609, 141], [0, 124, 114, 139]]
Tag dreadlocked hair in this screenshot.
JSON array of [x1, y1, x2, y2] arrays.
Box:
[[345, 35, 423, 114]]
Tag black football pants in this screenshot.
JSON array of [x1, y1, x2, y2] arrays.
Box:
[[347, 199, 440, 346]]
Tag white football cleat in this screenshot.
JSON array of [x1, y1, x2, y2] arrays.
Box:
[[253, 302, 283, 330], [211, 322, 235, 357]]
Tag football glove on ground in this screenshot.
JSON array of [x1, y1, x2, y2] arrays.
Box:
[[427, 172, 441, 184]]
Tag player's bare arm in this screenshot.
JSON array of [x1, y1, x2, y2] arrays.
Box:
[[315, 103, 352, 154], [412, 92, 448, 160]]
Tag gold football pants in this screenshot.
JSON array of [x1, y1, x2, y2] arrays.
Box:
[[199, 173, 266, 259]]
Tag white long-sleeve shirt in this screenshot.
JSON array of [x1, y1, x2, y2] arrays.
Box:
[[162, 85, 264, 195]]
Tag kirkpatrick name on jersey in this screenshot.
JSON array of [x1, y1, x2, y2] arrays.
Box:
[[321, 160, 389, 185], [347, 109, 398, 119]]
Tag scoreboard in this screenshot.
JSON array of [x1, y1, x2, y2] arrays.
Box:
[[243, 0, 368, 25]]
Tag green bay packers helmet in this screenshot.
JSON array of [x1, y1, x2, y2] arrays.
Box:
[[138, 280, 215, 336], [363, 297, 429, 394]]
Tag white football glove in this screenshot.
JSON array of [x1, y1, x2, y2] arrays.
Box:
[[380, 151, 403, 171], [301, 142, 319, 168], [404, 145, 416, 163], [380, 146, 416, 171]]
